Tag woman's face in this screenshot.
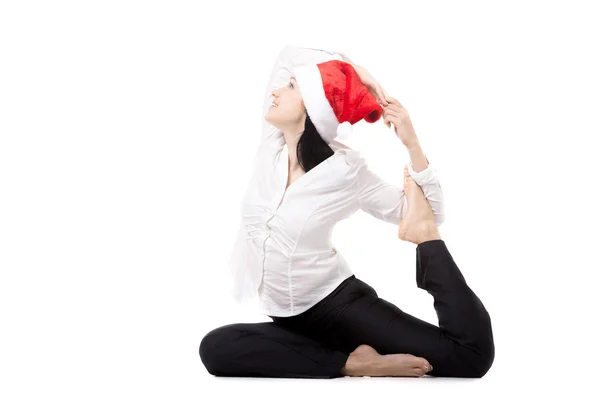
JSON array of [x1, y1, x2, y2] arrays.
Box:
[[265, 75, 306, 132]]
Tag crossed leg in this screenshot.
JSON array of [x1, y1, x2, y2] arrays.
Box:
[[200, 321, 349, 379]]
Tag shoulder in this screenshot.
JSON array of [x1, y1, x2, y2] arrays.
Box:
[[330, 140, 366, 169]]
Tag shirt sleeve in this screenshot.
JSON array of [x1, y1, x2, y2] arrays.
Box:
[[356, 159, 446, 226], [260, 45, 351, 145]]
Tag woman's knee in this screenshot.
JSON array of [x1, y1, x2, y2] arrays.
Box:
[[199, 324, 241, 376], [463, 341, 495, 378]]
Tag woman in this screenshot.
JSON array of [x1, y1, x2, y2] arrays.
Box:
[[199, 45, 494, 379]]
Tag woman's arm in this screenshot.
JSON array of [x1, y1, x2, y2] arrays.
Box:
[[260, 45, 351, 145], [357, 159, 445, 226], [406, 141, 429, 173], [372, 95, 444, 223]]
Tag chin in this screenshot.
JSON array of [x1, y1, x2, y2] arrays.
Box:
[[265, 115, 281, 129]]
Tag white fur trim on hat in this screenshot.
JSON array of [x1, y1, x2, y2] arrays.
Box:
[[293, 64, 339, 144]]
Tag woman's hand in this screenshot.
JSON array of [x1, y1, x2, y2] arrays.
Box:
[[348, 62, 389, 107], [382, 97, 419, 147]]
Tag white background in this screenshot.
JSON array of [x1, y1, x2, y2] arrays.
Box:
[[1, 0, 598, 398]]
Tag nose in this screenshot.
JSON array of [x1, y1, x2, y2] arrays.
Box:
[[272, 82, 288, 97]]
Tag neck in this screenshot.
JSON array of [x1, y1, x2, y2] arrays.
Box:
[[282, 114, 306, 170], [283, 134, 301, 170]]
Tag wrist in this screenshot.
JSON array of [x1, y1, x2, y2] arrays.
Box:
[[405, 141, 429, 172], [404, 138, 420, 150]]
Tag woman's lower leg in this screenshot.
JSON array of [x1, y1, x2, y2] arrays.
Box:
[[394, 168, 494, 376]]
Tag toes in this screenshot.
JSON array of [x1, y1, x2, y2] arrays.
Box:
[[414, 357, 432, 372], [403, 169, 411, 188], [422, 361, 432, 372]]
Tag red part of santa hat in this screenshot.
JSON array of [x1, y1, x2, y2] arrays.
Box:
[[293, 60, 383, 143]]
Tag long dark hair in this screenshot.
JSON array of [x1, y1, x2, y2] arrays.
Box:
[[296, 113, 334, 172]]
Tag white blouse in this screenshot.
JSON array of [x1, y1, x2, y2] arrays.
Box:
[[228, 45, 446, 317]]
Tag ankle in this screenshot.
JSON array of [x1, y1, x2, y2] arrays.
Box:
[[341, 353, 382, 377], [416, 222, 441, 244]]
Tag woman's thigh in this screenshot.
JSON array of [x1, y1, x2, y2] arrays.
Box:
[[277, 277, 464, 376], [330, 291, 457, 367], [338, 290, 493, 377]]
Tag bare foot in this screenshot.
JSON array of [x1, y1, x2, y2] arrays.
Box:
[[341, 344, 432, 377], [398, 165, 441, 245]]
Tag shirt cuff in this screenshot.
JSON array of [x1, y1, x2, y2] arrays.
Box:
[[408, 160, 439, 186]]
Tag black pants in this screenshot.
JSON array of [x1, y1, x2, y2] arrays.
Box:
[[200, 239, 494, 378]]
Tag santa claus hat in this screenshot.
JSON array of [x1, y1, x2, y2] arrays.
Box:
[[293, 59, 383, 143]]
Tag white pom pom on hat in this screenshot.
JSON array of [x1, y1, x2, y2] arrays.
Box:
[[336, 121, 353, 140]]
